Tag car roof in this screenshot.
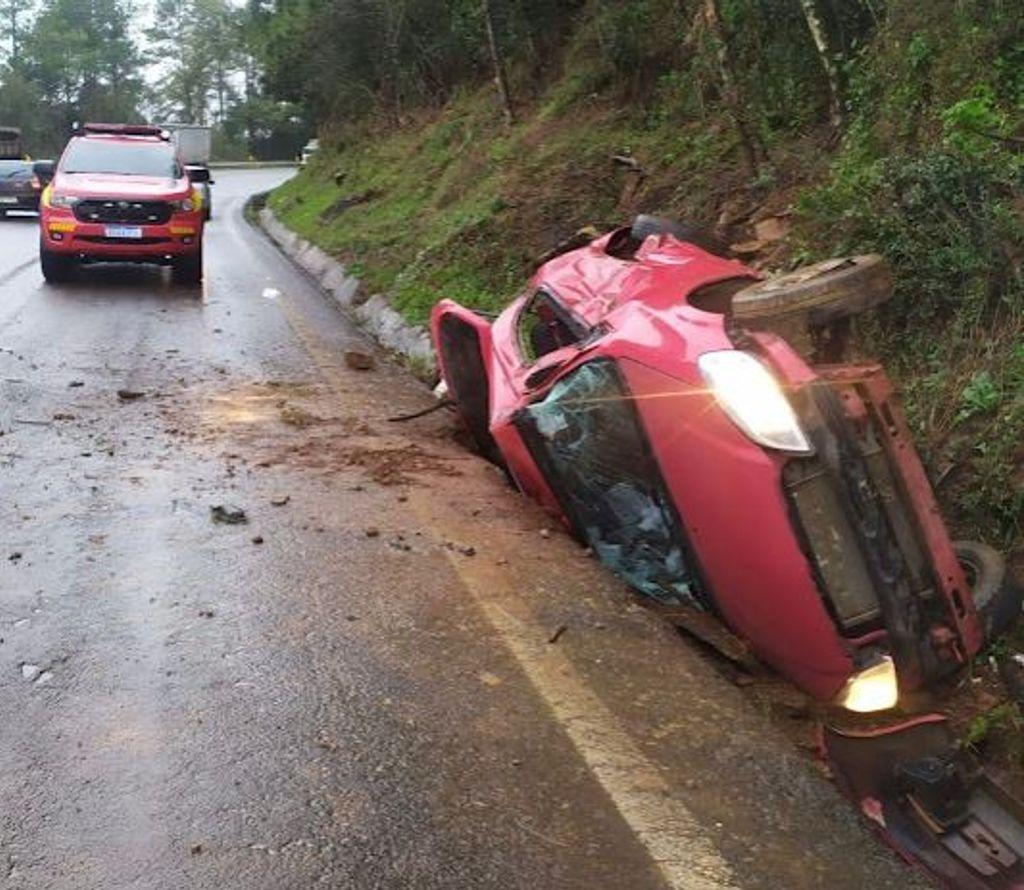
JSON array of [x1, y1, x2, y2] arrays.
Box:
[[533, 230, 756, 327]]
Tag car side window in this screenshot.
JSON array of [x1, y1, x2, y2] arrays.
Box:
[[517, 290, 584, 364]]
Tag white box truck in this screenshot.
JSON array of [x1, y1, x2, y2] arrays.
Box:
[[164, 123, 213, 220]]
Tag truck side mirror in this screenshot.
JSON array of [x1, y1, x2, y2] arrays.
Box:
[[185, 165, 210, 184], [33, 160, 55, 185]]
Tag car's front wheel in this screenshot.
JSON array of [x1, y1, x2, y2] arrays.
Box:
[[40, 244, 74, 283], [172, 247, 203, 287]]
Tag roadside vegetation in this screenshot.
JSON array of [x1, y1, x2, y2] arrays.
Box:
[[264, 0, 1023, 559]]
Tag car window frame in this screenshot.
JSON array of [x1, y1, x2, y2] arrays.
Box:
[[515, 287, 589, 367]]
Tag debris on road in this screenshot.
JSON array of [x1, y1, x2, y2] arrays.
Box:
[[280, 404, 319, 427], [68, 380, 84, 388], [198, 609, 215, 619], [548, 625, 568, 645], [117, 389, 145, 401], [365, 527, 380, 538], [344, 349, 375, 371], [251, 535, 264, 545], [8, 552, 22, 561], [210, 505, 248, 525], [270, 494, 291, 507]]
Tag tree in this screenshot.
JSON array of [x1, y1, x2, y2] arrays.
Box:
[[797, 0, 844, 132], [0, 0, 33, 61], [482, 0, 514, 124]]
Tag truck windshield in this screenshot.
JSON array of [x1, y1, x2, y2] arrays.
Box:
[[61, 140, 179, 178]]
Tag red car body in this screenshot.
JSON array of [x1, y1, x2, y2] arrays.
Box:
[[432, 225, 985, 708], [39, 124, 205, 283]]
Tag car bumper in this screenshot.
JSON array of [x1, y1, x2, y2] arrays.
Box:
[[41, 214, 202, 258]]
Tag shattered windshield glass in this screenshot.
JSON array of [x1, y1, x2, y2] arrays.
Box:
[[519, 360, 702, 607]]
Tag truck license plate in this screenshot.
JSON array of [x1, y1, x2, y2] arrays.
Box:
[[105, 226, 143, 239]]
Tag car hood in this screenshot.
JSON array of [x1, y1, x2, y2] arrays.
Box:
[[54, 172, 188, 200]]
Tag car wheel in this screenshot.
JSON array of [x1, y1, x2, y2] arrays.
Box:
[[172, 248, 203, 287], [40, 244, 74, 283], [954, 540, 1022, 642], [630, 214, 732, 258], [732, 255, 893, 327]]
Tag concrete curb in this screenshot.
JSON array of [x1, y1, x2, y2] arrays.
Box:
[[256, 205, 437, 374]]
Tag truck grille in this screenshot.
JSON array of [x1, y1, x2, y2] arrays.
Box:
[[74, 199, 172, 225]]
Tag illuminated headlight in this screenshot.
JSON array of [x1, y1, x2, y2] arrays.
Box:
[[698, 351, 812, 454], [48, 192, 80, 208], [835, 656, 898, 713]]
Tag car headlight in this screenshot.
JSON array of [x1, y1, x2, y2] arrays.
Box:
[[48, 192, 80, 208], [172, 194, 196, 212], [835, 656, 898, 713], [697, 350, 812, 454]]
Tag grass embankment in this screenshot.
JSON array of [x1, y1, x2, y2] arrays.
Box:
[[269, 4, 1022, 561]]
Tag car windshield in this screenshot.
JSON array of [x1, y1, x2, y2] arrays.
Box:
[[61, 139, 179, 178], [0, 160, 31, 178]]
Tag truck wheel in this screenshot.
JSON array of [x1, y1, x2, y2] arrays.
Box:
[[630, 215, 731, 258], [40, 244, 74, 283], [172, 248, 203, 287], [954, 540, 1022, 641], [732, 255, 893, 327]]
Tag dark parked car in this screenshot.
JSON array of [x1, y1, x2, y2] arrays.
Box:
[[0, 159, 42, 215]]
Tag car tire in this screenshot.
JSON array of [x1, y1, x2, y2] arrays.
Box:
[[172, 248, 203, 287], [40, 244, 74, 283], [630, 215, 732, 258], [954, 540, 1022, 642], [732, 255, 893, 327]]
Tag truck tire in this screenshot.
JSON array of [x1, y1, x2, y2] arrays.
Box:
[[954, 540, 1022, 642], [732, 255, 893, 327], [40, 244, 73, 283], [630, 215, 731, 258], [172, 247, 203, 287]]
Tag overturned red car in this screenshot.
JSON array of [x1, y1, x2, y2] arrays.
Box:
[[433, 216, 1019, 713]]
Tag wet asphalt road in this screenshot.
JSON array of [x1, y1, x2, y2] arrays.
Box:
[[0, 171, 932, 889]]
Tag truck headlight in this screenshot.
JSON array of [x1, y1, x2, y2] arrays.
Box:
[[835, 656, 898, 713], [697, 351, 812, 454], [48, 192, 80, 208]]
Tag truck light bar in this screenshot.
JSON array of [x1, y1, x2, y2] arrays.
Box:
[[78, 123, 170, 140]]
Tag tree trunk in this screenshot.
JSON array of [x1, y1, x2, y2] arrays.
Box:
[[798, 0, 844, 132], [702, 0, 762, 176], [482, 0, 515, 125]]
